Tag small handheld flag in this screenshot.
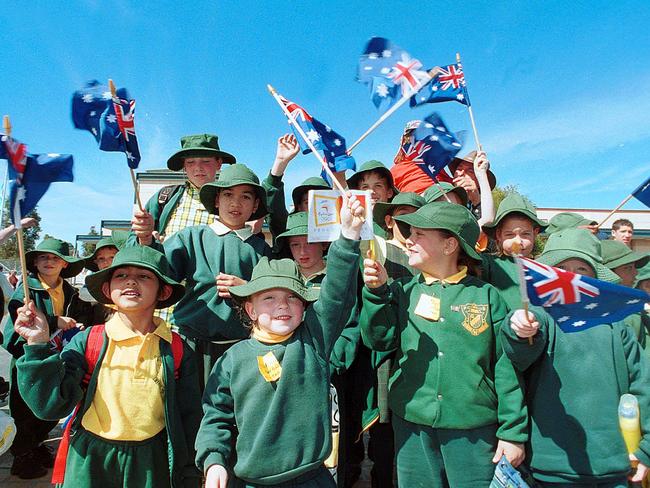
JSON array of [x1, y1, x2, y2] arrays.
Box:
[[519, 256, 649, 332], [632, 176, 650, 208], [410, 63, 470, 107]]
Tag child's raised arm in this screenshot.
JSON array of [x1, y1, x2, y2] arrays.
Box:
[[474, 151, 495, 227]]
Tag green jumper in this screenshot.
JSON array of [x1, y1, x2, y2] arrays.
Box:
[[196, 237, 360, 487], [15, 328, 202, 488]]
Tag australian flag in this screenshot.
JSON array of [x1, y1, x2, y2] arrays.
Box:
[[410, 63, 470, 107], [400, 113, 463, 181], [632, 176, 650, 207], [72, 80, 141, 168], [357, 37, 431, 113], [0, 135, 74, 228], [279, 95, 355, 178], [519, 256, 650, 332]]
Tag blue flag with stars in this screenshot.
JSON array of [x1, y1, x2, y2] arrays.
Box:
[[519, 256, 650, 333], [632, 176, 650, 207], [278, 95, 356, 179], [99, 96, 141, 168], [72, 80, 129, 141], [410, 63, 470, 107], [357, 37, 430, 113], [400, 113, 464, 181], [0, 138, 74, 226]]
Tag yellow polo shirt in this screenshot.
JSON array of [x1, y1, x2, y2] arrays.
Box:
[[38, 274, 64, 316], [81, 315, 170, 440], [422, 266, 468, 285]]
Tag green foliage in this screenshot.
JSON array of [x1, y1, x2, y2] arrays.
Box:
[[0, 198, 41, 261], [81, 226, 100, 257]]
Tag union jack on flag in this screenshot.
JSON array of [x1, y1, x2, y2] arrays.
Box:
[[1, 135, 27, 181], [410, 63, 470, 108], [519, 256, 650, 332], [99, 95, 141, 168]]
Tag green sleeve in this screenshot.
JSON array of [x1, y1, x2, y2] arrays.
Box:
[[309, 236, 361, 356], [162, 229, 192, 283], [621, 324, 650, 467], [195, 354, 236, 474], [500, 305, 550, 372], [262, 172, 288, 247], [16, 332, 88, 420], [3, 286, 55, 358], [491, 288, 528, 443], [329, 309, 361, 374], [359, 282, 402, 352]]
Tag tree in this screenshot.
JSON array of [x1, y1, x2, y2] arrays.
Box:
[[0, 198, 41, 260], [81, 226, 100, 257]]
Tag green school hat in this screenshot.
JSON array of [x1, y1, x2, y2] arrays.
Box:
[[26, 238, 85, 279], [600, 240, 650, 270], [449, 151, 497, 189], [84, 231, 130, 272], [482, 193, 548, 237], [85, 246, 185, 309], [199, 163, 268, 220], [229, 256, 320, 303], [373, 192, 426, 227], [422, 182, 468, 205], [394, 201, 481, 261], [346, 160, 399, 197], [167, 134, 236, 171], [276, 212, 309, 248], [536, 228, 620, 283], [545, 212, 597, 235], [291, 177, 330, 210], [635, 262, 650, 288]]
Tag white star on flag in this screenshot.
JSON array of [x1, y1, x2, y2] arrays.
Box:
[[457, 93, 465, 101], [429, 135, 439, 142], [432, 86, 439, 92], [626, 299, 641, 304], [306, 129, 320, 143], [90, 111, 96, 117], [601, 312, 610, 317], [91, 127, 98, 136], [102, 91, 112, 100], [82, 94, 94, 103], [368, 53, 379, 60], [126, 151, 135, 161], [380, 67, 390, 75], [382, 50, 392, 57], [424, 123, 434, 128], [376, 83, 389, 98], [105, 114, 117, 124], [557, 316, 570, 323], [584, 303, 598, 309], [333, 139, 342, 147], [572, 320, 587, 327]]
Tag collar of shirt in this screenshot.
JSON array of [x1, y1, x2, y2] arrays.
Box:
[[105, 315, 172, 344], [38, 274, 63, 292], [302, 265, 327, 283], [209, 219, 255, 241], [185, 181, 202, 201], [422, 266, 468, 285], [252, 326, 295, 344]]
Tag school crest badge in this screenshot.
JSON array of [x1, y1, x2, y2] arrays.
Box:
[[459, 303, 489, 336]]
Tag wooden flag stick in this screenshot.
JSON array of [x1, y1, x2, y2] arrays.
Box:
[[511, 242, 533, 345], [267, 84, 347, 195], [597, 194, 634, 229], [3, 115, 30, 304], [456, 53, 482, 151], [347, 67, 442, 155], [108, 79, 144, 211]]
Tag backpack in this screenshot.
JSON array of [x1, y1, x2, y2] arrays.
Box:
[[52, 324, 184, 484], [157, 184, 184, 214]]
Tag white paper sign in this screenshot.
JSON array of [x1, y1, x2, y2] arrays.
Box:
[[307, 190, 374, 242]]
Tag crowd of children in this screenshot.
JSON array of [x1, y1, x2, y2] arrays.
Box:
[[1, 127, 649, 488]]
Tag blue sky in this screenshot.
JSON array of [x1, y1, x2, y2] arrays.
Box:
[[1, 1, 649, 245]]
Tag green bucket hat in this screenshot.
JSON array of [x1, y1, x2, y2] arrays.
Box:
[[199, 163, 268, 220], [291, 177, 330, 210], [482, 193, 548, 237], [276, 212, 309, 250], [85, 246, 185, 309], [545, 212, 597, 235], [536, 228, 620, 283], [229, 256, 320, 303], [167, 133, 236, 171], [394, 201, 481, 261], [601, 240, 650, 270], [84, 230, 130, 272], [422, 182, 468, 206], [635, 262, 650, 287], [449, 151, 497, 189], [26, 238, 85, 278], [373, 192, 426, 227], [346, 160, 399, 198]]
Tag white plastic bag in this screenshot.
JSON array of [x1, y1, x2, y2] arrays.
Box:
[[0, 409, 16, 456]]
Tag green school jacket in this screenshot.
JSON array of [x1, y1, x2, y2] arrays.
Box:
[[195, 237, 360, 484], [15, 328, 202, 488], [162, 226, 272, 341], [3, 275, 94, 359], [501, 309, 650, 483], [623, 310, 650, 362], [360, 273, 528, 442], [481, 254, 523, 311]]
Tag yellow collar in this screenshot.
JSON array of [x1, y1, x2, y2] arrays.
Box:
[[209, 219, 254, 241], [302, 265, 326, 283], [422, 266, 468, 285], [105, 315, 172, 344], [252, 326, 294, 344], [38, 274, 63, 291]]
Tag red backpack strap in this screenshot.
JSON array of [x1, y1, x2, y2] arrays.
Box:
[[171, 331, 184, 379], [82, 325, 106, 387], [53, 325, 106, 485]]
